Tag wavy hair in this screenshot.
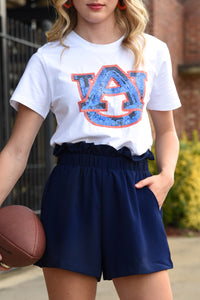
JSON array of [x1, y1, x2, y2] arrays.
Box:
[[47, 0, 149, 68]]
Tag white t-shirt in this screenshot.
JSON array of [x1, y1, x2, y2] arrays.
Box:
[[10, 31, 181, 156]]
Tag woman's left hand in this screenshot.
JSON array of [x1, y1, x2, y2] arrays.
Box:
[[0, 254, 11, 271], [135, 172, 174, 210]]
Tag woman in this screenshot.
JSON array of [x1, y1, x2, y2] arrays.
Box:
[[0, 0, 181, 299]]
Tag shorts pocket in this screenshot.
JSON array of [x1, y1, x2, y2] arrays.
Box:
[[144, 186, 161, 211]]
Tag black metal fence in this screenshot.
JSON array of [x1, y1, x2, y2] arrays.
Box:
[[0, 17, 54, 213]]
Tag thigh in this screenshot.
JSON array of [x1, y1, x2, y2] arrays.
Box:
[[43, 268, 97, 300], [113, 270, 173, 300]]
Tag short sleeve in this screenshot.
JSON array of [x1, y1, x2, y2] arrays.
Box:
[[147, 43, 181, 111], [10, 52, 51, 119]]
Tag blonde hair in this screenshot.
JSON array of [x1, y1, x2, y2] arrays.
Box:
[[47, 0, 149, 68]]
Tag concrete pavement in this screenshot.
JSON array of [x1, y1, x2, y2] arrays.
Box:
[[168, 237, 200, 300], [0, 237, 200, 299]]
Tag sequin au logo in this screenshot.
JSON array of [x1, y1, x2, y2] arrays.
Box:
[[72, 65, 147, 128]]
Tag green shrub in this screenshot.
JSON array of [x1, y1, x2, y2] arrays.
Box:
[[149, 131, 200, 230]]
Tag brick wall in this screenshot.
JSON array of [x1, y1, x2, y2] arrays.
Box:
[[179, 0, 200, 138], [144, 0, 200, 139], [144, 0, 153, 34], [179, 77, 200, 137], [184, 0, 200, 65]]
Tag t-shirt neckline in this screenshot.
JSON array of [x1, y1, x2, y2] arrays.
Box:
[[69, 30, 124, 50]]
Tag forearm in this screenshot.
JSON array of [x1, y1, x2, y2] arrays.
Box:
[[135, 111, 180, 208], [154, 130, 179, 181], [0, 146, 28, 206], [0, 105, 44, 206]]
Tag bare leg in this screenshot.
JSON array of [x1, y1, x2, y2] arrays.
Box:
[[43, 268, 97, 300], [113, 270, 173, 300]]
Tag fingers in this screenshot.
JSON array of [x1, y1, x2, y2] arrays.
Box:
[[0, 254, 11, 271], [0, 263, 11, 271], [135, 176, 153, 189]]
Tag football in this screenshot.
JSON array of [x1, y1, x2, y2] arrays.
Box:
[[0, 205, 46, 268]]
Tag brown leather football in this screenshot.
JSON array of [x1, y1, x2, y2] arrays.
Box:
[[0, 205, 46, 268]]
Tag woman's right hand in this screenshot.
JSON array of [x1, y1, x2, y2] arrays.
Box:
[[0, 254, 11, 271]]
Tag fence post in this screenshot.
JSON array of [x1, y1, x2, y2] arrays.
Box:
[[0, 0, 10, 144]]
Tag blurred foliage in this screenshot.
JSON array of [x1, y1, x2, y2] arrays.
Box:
[[149, 130, 200, 230]]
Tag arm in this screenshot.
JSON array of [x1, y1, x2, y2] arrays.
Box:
[[135, 110, 179, 209], [0, 104, 44, 207], [0, 104, 44, 270]]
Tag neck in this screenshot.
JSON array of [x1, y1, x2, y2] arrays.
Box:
[[74, 19, 123, 44]]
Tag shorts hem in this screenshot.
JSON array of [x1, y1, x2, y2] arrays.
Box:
[[103, 264, 173, 281], [35, 262, 101, 281]]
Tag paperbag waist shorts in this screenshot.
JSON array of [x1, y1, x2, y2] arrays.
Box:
[[36, 142, 173, 281]]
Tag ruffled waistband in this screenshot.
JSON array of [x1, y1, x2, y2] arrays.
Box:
[[53, 142, 154, 162]]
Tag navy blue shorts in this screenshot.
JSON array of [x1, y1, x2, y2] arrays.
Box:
[[36, 142, 173, 281]]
